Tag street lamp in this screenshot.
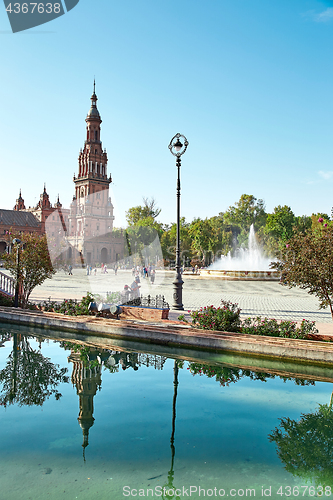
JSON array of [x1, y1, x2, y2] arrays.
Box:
[[12, 238, 21, 308], [168, 133, 189, 310]]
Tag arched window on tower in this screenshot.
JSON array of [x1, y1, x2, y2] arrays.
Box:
[[95, 130, 98, 141]]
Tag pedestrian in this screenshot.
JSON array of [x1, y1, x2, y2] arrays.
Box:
[[114, 265, 118, 275], [68, 265, 73, 275], [150, 269, 155, 284], [130, 276, 141, 299], [86, 264, 90, 275]]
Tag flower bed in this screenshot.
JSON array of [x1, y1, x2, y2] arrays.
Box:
[[181, 300, 320, 340]]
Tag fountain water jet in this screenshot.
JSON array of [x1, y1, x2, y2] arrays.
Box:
[[200, 224, 280, 280]]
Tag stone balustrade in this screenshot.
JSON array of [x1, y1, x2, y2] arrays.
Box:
[[0, 271, 15, 297]]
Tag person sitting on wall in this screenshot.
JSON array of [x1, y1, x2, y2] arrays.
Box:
[[121, 285, 130, 304]]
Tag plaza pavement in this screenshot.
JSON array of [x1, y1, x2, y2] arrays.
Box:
[[23, 268, 333, 334]]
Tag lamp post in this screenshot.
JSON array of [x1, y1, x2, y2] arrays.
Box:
[[168, 133, 189, 310], [12, 238, 21, 308]]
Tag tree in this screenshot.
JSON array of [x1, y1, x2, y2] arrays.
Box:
[[271, 221, 333, 319], [125, 197, 161, 226], [161, 218, 193, 265], [224, 194, 267, 235], [3, 233, 55, 308], [189, 218, 214, 266], [265, 205, 296, 242], [311, 212, 330, 231]]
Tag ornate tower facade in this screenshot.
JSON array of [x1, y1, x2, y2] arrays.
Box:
[[13, 190, 26, 211], [74, 82, 111, 206], [68, 83, 123, 266]]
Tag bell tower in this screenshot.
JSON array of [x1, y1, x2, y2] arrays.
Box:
[[68, 82, 120, 266], [74, 80, 111, 200]]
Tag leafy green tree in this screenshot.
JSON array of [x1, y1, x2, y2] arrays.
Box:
[[271, 221, 333, 319], [125, 197, 161, 226], [269, 394, 333, 487], [188, 216, 233, 265], [224, 194, 267, 236], [3, 233, 55, 308], [311, 213, 330, 231], [160, 218, 193, 265], [295, 215, 312, 234], [189, 218, 214, 265], [208, 215, 233, 259], [265, 205, 295, 242]]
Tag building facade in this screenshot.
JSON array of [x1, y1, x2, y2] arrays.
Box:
[[1, 84, 124, 267]]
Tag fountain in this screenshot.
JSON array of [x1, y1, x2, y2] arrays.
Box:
[[200, 224, 280, 280]]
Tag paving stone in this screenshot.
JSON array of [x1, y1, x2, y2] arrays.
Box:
[[21, 268, 333, 324]]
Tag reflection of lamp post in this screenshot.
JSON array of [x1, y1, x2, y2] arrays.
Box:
[[168, 134, 189, 310], [162, 359, 180, 499], [12, 238, 21, 308]]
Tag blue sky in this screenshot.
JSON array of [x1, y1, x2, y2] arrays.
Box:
[[0, 0, 332, 226]]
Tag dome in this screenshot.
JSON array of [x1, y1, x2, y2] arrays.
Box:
[[87, 106, 100, 118]]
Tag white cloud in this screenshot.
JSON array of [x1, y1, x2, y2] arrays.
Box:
[[302, 8, 333, 22], [318, 170, 333, 180], [315, 8, 333, 22]]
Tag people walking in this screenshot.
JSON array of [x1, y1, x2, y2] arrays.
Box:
[[150, 269, 155, 284]]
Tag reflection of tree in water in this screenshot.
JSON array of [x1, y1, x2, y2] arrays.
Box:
[[269, 392, 333, 487], [0, 331, 12, 346], [0, 334, 69, 407], [187, 363, 316, 387]]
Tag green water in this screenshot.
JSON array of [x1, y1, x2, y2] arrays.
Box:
[[0, 324, 332, 500]]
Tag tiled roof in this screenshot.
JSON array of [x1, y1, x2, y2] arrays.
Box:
[[0, 210, 40, 228]]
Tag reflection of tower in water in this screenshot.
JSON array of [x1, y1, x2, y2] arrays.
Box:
[[68, 351, 102, 460]]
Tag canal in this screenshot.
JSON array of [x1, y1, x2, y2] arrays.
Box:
[[0, 323, 332, 499]]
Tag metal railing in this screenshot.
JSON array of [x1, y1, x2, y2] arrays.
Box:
[[0, 271, 15, 297], [125, 294, 169, 309]]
